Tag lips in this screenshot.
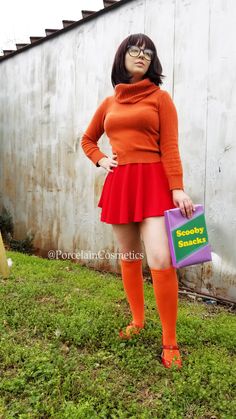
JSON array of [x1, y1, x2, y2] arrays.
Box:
[[135, 61, 145, 66]]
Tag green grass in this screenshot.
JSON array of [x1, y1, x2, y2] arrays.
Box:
[[0, 251, 235, 418]]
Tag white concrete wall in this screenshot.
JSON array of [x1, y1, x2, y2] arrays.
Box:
[[0, 0, 236, 301]]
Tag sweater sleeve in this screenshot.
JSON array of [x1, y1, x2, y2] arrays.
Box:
[[158, 91, 184, 191], [81, 97, 109, 167]]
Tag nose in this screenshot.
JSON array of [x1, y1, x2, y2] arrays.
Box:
[[139, 50, 145, 59]]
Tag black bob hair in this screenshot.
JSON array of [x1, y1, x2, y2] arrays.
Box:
[[111, 33, 166, 87]]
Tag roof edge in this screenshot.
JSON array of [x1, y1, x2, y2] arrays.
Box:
[[0, 0, 134, 63]]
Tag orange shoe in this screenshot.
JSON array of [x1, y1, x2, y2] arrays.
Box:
[[119, 321, 144, 340], [161, 344, 182, 369]]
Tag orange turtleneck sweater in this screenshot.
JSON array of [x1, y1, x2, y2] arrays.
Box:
[[81, 77, 184, 190]]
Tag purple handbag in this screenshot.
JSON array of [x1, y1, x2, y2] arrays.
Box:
[[164, 204, 212, 268]]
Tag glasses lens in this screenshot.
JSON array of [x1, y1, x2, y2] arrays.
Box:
[[128, 46, 140, 57], [144, 49, 153, 61]]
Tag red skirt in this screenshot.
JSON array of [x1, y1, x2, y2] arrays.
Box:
[[97, 162, 176, 224]]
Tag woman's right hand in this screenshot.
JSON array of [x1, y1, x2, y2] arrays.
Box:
[[98, 153, 118, 173]]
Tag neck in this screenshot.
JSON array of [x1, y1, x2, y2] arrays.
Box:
[[130, 75, 143, 83]]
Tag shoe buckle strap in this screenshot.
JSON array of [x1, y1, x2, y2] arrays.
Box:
[[162, 345, 179, 350]]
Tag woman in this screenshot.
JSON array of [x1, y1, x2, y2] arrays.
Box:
[[81, 33, 195, 369]]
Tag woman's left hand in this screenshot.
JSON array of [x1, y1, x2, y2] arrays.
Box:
[[172, 189, 196, 219]]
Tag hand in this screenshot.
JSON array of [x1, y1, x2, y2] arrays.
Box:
[[98, 153, 118, 173], [172, 189, 196, 219]]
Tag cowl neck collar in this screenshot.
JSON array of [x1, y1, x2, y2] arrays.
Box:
[[114, 77, 160, 104]]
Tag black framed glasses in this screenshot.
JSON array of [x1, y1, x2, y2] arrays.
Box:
[[127, 44, 154, 61]]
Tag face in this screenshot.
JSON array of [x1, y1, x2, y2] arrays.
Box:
[[124, 42, 153, 83]]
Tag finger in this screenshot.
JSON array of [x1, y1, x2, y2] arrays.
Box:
[[188, 199, 195, 212], [179, 203, 187, 217], [183, 200, 190, 217], [186, 208, 192, 218], [188, 205, 194, 218], [184, 200, 192, 218], [188, 200, 194, 216]]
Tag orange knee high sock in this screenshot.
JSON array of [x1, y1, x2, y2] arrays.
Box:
[[120, 258, 145, 327], [150, 266, 178, 346]]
